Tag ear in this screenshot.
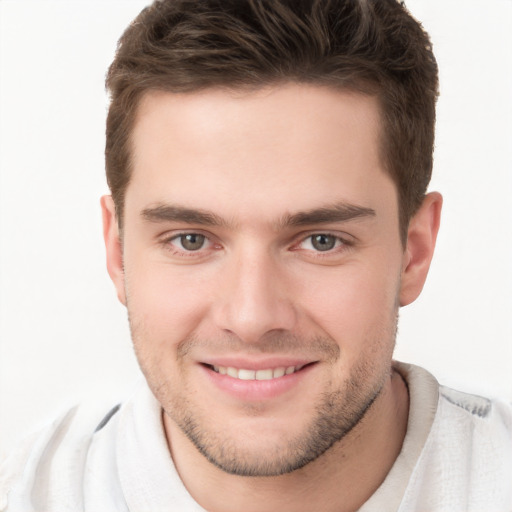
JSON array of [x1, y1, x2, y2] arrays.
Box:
[[399, 192, 442, 306], [100, 195, 126, 306]]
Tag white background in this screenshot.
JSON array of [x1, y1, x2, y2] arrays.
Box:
[[0, 0, 511, 458]]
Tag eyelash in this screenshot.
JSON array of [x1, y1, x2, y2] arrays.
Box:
[[293, 232, 353, 255], [160, 231, 218, 257], [158, 231, 353, 259]]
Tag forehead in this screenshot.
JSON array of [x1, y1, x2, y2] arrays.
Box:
[[126, 84, 396, 224]]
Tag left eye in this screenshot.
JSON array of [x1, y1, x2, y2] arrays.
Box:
[[172, 233, 208, 251], [301, 234, 343, 252]]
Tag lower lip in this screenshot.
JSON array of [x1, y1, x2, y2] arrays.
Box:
[[200, 364, 316, 402]]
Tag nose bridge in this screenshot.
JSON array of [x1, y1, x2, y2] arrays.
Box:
[[214, 242, 296, 342]]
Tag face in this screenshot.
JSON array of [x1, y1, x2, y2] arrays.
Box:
[[107, 85, 410, 476]]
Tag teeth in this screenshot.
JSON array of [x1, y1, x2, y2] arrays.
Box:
[[238, 369, 256, 380], [255, 369, 273, 380], [227, 367, 238, 378], [212, 365, 301, 380], [273, 367, 285, 378]]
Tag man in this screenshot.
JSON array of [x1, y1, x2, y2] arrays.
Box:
[[1, 0, 511, 511]]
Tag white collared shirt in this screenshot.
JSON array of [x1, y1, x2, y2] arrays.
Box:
[[1, 363, 511, 511]]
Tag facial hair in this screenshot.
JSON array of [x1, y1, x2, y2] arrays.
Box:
[[173, 356, 384, 476], [131, 322, 396, 478]]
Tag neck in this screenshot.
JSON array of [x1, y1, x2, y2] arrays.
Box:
[[165, 369, 409, 512]]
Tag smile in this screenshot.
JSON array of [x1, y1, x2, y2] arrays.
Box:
[[210, 364, 306, 380], [202, 361, 317, 400]]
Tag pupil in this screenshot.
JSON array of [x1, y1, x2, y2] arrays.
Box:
[[181, 234, 205, 251], [312, 234, 335, 251]]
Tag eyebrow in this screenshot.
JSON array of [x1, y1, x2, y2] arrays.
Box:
[[141, 204, 227, 226], [141, 201, 376, 228], [280, 203, 376, 228]]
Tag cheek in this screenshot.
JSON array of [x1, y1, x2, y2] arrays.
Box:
[[295, 261, 400, 347], [123, 258, 212, 347]]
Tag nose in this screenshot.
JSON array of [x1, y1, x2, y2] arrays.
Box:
[[212, 247, 297, 343]]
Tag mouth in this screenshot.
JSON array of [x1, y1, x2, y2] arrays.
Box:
[[203, 363, 314, 381], [200, 360, 318, 401]]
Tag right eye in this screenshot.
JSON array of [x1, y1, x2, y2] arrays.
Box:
[[297, 233, 346, 253], [171, 233, 208, 251]]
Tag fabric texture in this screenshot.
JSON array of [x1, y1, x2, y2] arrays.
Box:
[[1, 363, 511, 512]]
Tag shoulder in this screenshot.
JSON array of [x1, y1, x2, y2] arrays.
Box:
[[396, 361, 512, 440], [0, 401, 122, 512], [436, 385, 512, 453], [434, 385, 512, 469], [402, 377, 512, 511], [438, 384, 512, 425], [0, 380, 179, 512]]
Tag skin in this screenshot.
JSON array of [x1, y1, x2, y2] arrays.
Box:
[[102, 84, 442, 512]]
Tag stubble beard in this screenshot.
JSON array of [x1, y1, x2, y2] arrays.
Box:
[[171, 359, 386, 477], [130, 317, 397, 478]]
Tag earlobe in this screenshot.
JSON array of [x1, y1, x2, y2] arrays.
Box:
[[399, 192, 443, 307], [100, 195, 127, 306]]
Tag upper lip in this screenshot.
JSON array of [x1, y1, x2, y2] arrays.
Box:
[[200, 357, 316, 371]]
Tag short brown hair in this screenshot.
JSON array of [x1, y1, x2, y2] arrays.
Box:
[[106, 0, 438, 241]]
